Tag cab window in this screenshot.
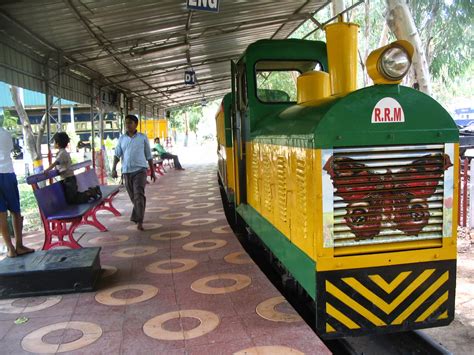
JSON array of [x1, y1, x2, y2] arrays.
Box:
[[255, 60, 322, 103]]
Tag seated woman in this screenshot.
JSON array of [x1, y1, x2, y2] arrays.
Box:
[[153, 138, 184, 170]]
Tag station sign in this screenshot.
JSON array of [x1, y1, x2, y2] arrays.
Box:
[[184, 70, 196, 85], [371, 97, 405, 123], [186, 0, 219, 13]]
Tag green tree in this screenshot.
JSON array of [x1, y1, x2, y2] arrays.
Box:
[[0, 110, 20, 133]]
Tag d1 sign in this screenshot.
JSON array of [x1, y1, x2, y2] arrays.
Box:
[[371, 97, 405, 123], [184, 70, 196, 85]]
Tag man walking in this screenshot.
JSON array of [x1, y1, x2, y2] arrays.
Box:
[[0, 127, 34, 257], [112, 115, 156, 231]]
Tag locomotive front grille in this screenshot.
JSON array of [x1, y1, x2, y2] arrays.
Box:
[[322, 144, 454, 248]]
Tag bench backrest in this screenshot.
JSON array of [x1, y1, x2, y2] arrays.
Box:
[[34, 181, 69, 218], [75, 169, 100, 192]]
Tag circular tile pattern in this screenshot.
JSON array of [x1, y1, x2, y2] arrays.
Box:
[[146, 206, 169, 212], [167, 198, 194, 205], [143, 310, 220, 340], [159, 212, 191, 220], [150, 230, 191, 241], [211, 225, 232, 234], [112, 246, 158, 258], [185, 202, 215, 209], [126, 223, 162, 231], [89, 235, 129, 245], [95, 284, 158, 306], [172, 189, 196, 195], [182, 218, 217, 226], [234, 346, 304, 355], [101, 265, 118, 278], [190, 192, 213, 197], [224, 251, 254, 265], [208, 196, 221, 201], [151, 195, 176, 200], [146, 258, 198, 274], [256, 296, 302, 323], [208, 208, 224, 215], [110, 215, 132, 223], [182, 239, 227, 251], [0, 296, 62, 314], [191, 273, 251, 294], [21, 321, 102, 353]]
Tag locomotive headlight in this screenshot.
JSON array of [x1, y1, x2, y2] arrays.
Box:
[[380, 47, 410, 80], [366, 40, 414, 84]]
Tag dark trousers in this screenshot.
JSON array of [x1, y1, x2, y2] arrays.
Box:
[[161, 152, 182, 169], [123, 169, 147, 223], [62, 176, 90, 204]]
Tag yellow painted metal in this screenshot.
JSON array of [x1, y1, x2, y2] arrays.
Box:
[[317, 247, 456, 272], [368, 272, 412, 293], [391, 271, 449, 325], [138, 119, 168, 139], [334, 239, 443, 257], [290, 146, 316, 259], [297, 71, 330, 104], [326, 303, 360, 329], [366, 40, 414, 85], [326, 281, 387, 326], [215, 107, 235, 195], [342, 269, 434, 314], [246, 142, 319, 260], [245, 142, 457, 271], [324, 22, 359, 96], [225, 147, 235, 194], [416, 291, 449, 322]]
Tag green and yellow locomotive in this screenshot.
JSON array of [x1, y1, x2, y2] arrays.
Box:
[[216, 20, 458, 338]]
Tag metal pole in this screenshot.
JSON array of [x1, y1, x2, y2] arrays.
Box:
[[469, 159, 474, 228], [45, 78, 52, 165], [57, 53, 62, 131], [462, 158, 469, 227], [90, 87, 95, 168]]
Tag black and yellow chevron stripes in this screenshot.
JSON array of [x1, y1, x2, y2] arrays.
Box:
[[316, 260, 456, 338]]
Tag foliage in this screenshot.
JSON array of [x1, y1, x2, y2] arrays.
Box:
[[286, 1, 473, 106], [0, 110, 20, 134], [409, 0, 473, 81], [169, 104, 204, 134]]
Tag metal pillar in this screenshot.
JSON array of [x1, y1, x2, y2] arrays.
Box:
[[90, 87, 96, 168], [57, 53, 62, 130], [45, 81, 52, 165]]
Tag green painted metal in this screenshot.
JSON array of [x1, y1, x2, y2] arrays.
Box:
[[236, 203, 316, 300], [241, 39, 328, 132], [222, 93, 233, 147], [249, 85, 458, 148]]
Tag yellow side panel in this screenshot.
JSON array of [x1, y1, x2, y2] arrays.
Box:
[[246, 142, 258, 210], [138, 119, 168, 140], [260, 144, 274, 222], [289, 147, 316, 259], [225, 147, 235, 194], [273, 145, 290, 237]]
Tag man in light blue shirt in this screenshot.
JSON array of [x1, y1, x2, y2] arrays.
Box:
[[112, 115, 155, 230]]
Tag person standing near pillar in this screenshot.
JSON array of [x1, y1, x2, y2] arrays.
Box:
[[111, 115, 156, 231], [0, 127, 34, 257]]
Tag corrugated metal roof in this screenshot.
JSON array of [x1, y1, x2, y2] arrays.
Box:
[[0, 0, 329, 109]]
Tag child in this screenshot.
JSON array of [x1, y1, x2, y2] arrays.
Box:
[[44, 132, 101, 204]]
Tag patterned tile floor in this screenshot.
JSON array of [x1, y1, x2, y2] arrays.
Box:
[[0, 164, 330, 354]]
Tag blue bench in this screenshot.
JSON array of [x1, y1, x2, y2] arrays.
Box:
[[26, 160, 121, 250]]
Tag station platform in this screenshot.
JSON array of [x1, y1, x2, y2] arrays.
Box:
[[0, 164, 330, 354]]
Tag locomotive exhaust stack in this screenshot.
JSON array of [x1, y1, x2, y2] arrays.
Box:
[[324, 19, 359, 96]]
